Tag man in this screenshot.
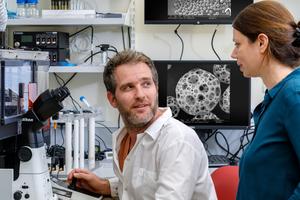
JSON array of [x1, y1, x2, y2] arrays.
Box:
[[68, 50, 217, 199]]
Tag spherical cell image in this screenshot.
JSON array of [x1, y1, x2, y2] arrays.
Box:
[[213, 64, 230, 84], [220, 86, 230, 113], [192, 112, 220, 121], [175, 68, 221, 116], [167, 96, 180, 117], [168, 0, 232, 17]]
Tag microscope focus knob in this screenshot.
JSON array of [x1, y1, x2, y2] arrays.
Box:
[[18, 146, 32, 162], [13, 191, 22, 200]]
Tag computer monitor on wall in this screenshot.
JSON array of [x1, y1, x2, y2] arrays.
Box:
[[145, 0, 253, 24], [154, 60, 251, 130]]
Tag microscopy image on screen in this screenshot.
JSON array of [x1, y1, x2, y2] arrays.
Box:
[[166, 63, 231, 124], [168, 0, 231, 18]]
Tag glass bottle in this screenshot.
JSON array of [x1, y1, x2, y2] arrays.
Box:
[[26, 0, 39, 18], [16, 0, 26, 18]]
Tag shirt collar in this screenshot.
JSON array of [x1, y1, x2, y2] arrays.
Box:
[[144, 107, 172, 141], [116, 107, 172, 142]]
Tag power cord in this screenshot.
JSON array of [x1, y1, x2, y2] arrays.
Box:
[[174, 24, 184, 60], [229, 125, 255, 161], [83, 44, 118, 63], [127, 27, 131, 49], [95, 121, 113, 134], [211, 24, 221, 60], [214, 130, 230, 157], [121, 26, 126, 50], [53, 73, 82, 111]]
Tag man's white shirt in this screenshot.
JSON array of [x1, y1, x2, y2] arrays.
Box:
[[108, 107, 217, 200]]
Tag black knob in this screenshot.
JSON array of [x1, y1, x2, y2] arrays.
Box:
[[18, 146, 32, 162], [24, 193, 30, 199], [68, 177, 77, 190], [13, 191, 22, 200]]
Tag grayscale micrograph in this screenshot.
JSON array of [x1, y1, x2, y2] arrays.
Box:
[[168, 0, 231, 18], [167, 64, 231, 124]]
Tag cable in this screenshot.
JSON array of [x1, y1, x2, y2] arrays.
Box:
[[121, 26, 126, 50], [127, 27, 131, 49], [211, 24, 221, 61], [117, 113, 121, 128], [69, 25, 94, 64], [63, 73, 77, 87], [96, 121, 113, 134], [214, 130, 230, 157], [95, 134, 109, 150], [107, 45, 118, 53], [174, 24, 184, 60], [53, 73, 66, 86], [60, 123, 65, 146], [95, 137, 101, 149], [84, 47, 118, 63], [229, 126, 255, 161], [53, 73, 82, 111]]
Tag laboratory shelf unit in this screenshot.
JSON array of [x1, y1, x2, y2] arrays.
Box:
[[7, 14, 130, 26], [48, 65, 104, 73]]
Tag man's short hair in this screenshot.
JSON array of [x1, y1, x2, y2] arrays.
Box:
[[103, 49, 158, 94]]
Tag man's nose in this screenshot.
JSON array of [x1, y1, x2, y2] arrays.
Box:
[[135, 85, 146, 99]]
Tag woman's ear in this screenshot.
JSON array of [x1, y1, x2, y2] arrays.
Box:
[[257, 33, 269, 53]]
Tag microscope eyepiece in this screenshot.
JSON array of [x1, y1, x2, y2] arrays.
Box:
[[51, 86, 70, 102]]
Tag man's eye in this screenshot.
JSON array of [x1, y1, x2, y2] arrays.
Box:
[[123, 85, 133, 91], [142, 81, 152, 87]]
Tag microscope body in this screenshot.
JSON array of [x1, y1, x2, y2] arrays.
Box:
[[10, 86, 69, 200], [12, 146, 56, 200]]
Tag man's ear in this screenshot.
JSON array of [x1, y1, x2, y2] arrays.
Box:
[[257, 33, 269, 53], [107, 91, 117, 108]]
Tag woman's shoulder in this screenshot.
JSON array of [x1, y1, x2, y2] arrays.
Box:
[[281, 71, 300, 105]]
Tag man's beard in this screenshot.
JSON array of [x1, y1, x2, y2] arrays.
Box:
[[118, 97, 158, 129]]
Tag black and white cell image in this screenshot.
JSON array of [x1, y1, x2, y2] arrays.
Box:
[[213, 64, 230, 84], [175, 68, 221, 115], [219, 86, 230, 113], [167, 96, 180, 117], [168, 0, 231, 18], [192, 112, 220, 121], [166, 64, 231, 124]]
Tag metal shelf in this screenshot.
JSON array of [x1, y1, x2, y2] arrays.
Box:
[[48, 65, 104, 73], [7, 15, 129, 26]]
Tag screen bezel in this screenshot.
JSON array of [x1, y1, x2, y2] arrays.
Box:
[[145, 0, 253, 25], [154, 60, 251, 129]]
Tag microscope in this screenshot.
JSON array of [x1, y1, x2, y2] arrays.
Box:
[[11, 86, 70, 200], [5, 86, 104, 200]]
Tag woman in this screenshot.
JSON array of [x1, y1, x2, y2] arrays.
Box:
[[231, 1, 300, 199]]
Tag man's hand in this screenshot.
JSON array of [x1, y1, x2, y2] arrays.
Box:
[[67, 168, 111, 195]]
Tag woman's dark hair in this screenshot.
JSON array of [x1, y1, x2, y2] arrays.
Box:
[[233, 1, 300, 68], [103, 49, 158, 94]]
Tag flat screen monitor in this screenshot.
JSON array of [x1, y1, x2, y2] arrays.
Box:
[[145, 0, 253, 24], [154, 60, 251, 129]]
